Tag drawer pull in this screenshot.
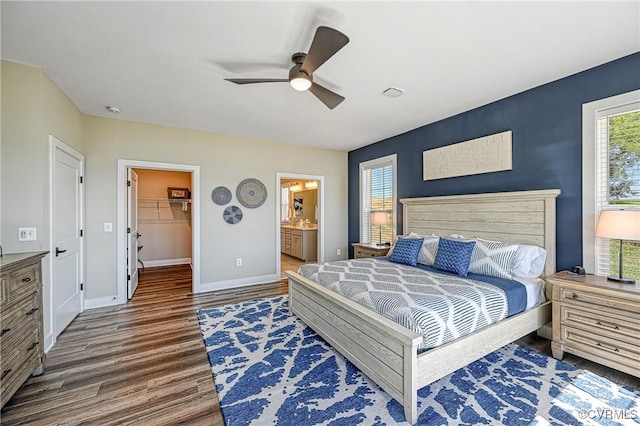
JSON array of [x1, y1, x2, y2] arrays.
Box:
[[27, 342, 39, 351], [22, 277, 32, 283], [571, 294, 579, 300], [25, 308, 39, 316], [596, 342, 619, 353], [595, 320, 619, 330], [1, 327, 11, 336], [1, 369, 12, 380]]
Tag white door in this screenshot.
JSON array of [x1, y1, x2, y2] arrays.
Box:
[[127, 168, 139, 299], [52, 137, 83, 337]]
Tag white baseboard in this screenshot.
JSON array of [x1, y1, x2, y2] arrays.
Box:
[[44, 332, 55, 353], [85, 295, 119, 310], [197, 273, 280, 294], [142, 257, 191, 268]]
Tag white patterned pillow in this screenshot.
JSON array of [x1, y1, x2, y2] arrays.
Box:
[[468, 238, 519, 279], [408, 232, 440, 266]]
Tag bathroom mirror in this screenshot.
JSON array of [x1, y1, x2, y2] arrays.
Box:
[[294, 197, 303, 216]]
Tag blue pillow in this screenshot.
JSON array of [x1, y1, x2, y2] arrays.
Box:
[[434, 238, 476, 277], [388, 237, 423, 267]]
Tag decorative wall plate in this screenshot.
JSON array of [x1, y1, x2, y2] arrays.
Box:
[[212, 186, 232, 205], [236, 178, 267, 209], [223, 205, 243, 224]]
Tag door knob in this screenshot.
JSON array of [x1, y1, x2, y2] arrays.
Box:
[[55, 247, 67, 256]]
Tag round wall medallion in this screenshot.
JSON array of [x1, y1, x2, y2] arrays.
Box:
[[236, 178, 267, 209], [223, 205, 243, 224], [212, 186, 232, 205]]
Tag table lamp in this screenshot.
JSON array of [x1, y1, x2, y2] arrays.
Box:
[[372, 211, 388, 246], [595, 209, 640, 284]]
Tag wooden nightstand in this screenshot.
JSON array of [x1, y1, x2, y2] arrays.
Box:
[[546, 271, 640, 378], [352, 242, 390, 258]]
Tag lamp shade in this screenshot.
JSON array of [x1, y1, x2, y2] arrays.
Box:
[[595, 210, 640, 241], [372, 211, 388, 226]]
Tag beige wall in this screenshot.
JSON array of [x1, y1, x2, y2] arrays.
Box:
[[83, 109, 348, 300], [1, 60, 84, 349], [2, 59, 348, 342], [135, 169, 192, 263]]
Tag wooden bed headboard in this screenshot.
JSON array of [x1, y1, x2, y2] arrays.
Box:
[[400, 189, 561, 277]]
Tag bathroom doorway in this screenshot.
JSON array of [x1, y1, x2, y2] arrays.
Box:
[[275, 173, 324, 279]]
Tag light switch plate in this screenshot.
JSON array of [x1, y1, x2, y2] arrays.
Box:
[[104, 223, 113, 232], [18, 227, 37, 241]]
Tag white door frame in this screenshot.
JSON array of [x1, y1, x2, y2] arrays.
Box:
[[275, 172, 325, 278], [48, 135, 85, 351], [116, 159, 200, 304]]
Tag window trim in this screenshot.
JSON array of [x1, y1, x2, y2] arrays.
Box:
[[582, 89, 640, 273], [359, 154, 397, 244]]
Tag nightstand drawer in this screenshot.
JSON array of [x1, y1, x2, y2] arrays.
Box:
[[558, 286, 640, 315], [355, 248, 379, 258], [559, 304, 639, 345], [352, 243, 390, 259], [560, 324, 640, 363]]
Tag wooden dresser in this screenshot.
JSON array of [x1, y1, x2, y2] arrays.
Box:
[[1, 251, 48, 408], [547, 271, 639, 378], [352, 242, 390, 258]]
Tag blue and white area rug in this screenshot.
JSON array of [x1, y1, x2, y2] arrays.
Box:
[[197, 296, 640, 425]]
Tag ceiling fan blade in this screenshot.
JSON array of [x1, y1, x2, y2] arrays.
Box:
[[309, 83, 345, 110], [225, 78, 288, 84], [301, 26, 349, 75]]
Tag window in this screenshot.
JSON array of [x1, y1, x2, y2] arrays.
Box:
[[281, 185, 290, 222], [359, 154, 397, 244], [583, 90, 640, 280]]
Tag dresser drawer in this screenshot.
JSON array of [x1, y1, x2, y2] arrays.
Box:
[[1, 321, 40, 378], [558, 304, 639, 344], [1, 293, 40, 347], [3, 264, 39, 303], [0, 346, 41, 408], [558, 286, 640, 315]]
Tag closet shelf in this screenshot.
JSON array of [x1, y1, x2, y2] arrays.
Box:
[[138, 198, 191, 223], [139, 198, 191, 203]]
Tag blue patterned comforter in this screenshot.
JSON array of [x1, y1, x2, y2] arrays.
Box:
[[297, 258, 516, 350]]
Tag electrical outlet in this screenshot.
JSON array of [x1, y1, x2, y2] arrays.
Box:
[[236, 258, 242, 266], [336, 248, 341, 256], [18, 227, 37, 241]]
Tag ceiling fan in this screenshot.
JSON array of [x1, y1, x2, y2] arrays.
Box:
[[224, 26, 349, 110]]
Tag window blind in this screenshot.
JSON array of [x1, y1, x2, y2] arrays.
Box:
[[281, 186, 290, 222], [360, 155, 396, 244], [595, 106, 640, 280]]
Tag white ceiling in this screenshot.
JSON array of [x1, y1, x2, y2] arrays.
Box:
[[2, 1, 639, 151]]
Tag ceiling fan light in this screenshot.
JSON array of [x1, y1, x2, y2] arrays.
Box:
[[290, 76, 312, 91]]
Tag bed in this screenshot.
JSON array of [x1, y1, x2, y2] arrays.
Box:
[[286, 189, 560, 424]]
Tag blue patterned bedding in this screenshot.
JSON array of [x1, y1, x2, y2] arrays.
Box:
[[297, 258, 526, 350]]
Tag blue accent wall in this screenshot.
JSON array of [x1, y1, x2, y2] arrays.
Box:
[[348, 52, 640, 271]]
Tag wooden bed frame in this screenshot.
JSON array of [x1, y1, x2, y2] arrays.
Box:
[[286, 189, 560, 424]]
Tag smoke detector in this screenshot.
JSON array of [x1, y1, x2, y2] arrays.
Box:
[[106, 106, 121, 113], [382, 87, 404, 98]]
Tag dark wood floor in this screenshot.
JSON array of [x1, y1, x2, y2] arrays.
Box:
[[1, 265, 287, 425], [2, 265, 637, 424]]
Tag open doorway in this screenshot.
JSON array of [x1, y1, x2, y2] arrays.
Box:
[[276, 173, 324, 279], [132, 169, 193, 298], [117, 160, 200, 304]]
